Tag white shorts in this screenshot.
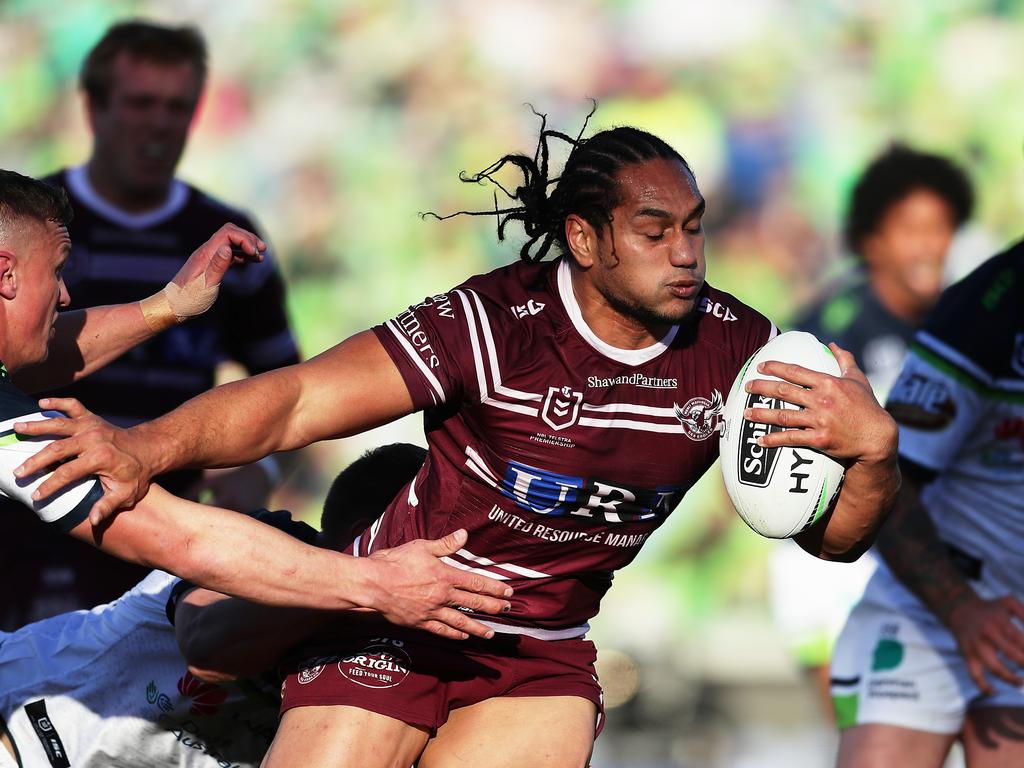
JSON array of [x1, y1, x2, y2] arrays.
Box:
[[830, 598, 1024, 734]]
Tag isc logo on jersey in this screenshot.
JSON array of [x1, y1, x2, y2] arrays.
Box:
[[719, 331, 845, 538]]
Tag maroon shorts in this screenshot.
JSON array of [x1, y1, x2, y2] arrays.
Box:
[[279, 615, 603, 735]]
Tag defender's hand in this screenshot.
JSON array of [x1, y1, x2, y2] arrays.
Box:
[[365, 529, 513, 641], [13, 397, 153, 525], [948, 595, 1024, 695], [141, 224, 268, 332], [742, 343, 897, 464]]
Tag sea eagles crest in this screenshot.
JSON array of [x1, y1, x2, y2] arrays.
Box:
[[674, 389, 724, 441], [541, 386, 584, 431]]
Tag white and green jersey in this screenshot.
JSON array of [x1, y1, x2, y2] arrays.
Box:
[[0, 570, 279, 768], [869, 242, 1024, 609], [0, 506, 311, 768], [0, 371, 101, 532]]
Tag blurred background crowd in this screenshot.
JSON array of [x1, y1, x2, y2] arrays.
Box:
[[3, 1, 1023, 765]]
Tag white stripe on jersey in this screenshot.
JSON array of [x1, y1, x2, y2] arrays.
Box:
[[465, 289, 541, 402], [581, 402, 679, 417], [464, 446, 501, 488], [476, 619, 590, 641], [441, 548, 550, 582], [385, 319, 446, 404], [918, 331, 1024, 392], [454, 289, 540, 415], [578, 416, 690, 434], [453, 548, 551, 579]]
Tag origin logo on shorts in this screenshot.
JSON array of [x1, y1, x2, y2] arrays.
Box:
[[338, 643, 411, 689]]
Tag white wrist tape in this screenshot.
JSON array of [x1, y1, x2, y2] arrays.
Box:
[[139, 277, 220, 332]]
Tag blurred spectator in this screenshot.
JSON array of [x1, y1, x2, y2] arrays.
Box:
[[769, 144, 974, 714], [0, 20, 301, 630]]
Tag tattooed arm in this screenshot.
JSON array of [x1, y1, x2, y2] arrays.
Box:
[[877, 467, 1024, 694]]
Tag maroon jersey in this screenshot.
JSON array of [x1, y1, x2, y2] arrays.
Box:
[[365, 258, 775, 638]]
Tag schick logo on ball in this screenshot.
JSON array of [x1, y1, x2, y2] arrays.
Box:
[[738, 393, 784, 487]]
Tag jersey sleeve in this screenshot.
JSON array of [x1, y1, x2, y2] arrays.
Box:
[[885, 253, 1017, 473], [372, 290, 475, 410], [0, 410, 103, 532]]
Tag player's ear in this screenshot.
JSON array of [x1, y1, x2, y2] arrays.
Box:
[[0, 250, 18, 300], [565, 214, 597, 269]]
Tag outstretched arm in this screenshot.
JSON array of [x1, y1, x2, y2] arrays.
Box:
[[12, 223, 266, 393], [17, 330, 410, 522], [68, 484, 511, 640], [876, 471, 1024, 695], [745, 343, 900, 561]]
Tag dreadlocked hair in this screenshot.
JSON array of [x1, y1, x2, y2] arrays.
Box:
[[424, 104, 694, 262]]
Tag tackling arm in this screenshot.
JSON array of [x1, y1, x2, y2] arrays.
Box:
[[16, 330, 412, 521], [11, 223, 266, 393], [875, 471, 1024, 694], [66, 484, 511, 640]]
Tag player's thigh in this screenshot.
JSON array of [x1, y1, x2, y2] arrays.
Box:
[[0, 717, 19, 768], [836, 723, 955, 768], [261, 704, 429, 768], [418, 695, 597, 768], [961, 706, 1024, 768]]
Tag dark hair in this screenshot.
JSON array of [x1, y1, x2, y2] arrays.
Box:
[[320, 443, 427, 548], [428, 106, 693, 262], [81, 19, 207, 108], [0, 169, 73, 234], [844, 144, 974, 256]]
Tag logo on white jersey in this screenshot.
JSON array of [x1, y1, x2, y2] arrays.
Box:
[[541, 386, 583, 431], [511, 299, 545, 319], [698, 297, 738, 321], [888, 373, 956, 430], [673, 390, 724, 440]]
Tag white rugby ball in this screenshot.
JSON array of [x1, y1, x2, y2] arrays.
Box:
[[719, 331, 845, 539]]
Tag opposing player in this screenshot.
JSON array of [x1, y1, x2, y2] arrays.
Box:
[[0, 168, 510, 637], [0, 443, 425, 768], [831, 244, 1024, 766], [769, 145, 974, 709], [20, 118, 900, 766]]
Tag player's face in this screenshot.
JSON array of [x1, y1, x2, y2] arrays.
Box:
[[587, 158, 707, 331], [863, 188, 957, 314], [4, 218, 71, 369], [87, 52, 201, 209]]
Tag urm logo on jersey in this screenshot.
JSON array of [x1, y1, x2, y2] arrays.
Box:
[[500, 460, 684, 523]]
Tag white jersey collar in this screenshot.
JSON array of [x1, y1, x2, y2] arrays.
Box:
[[556, 258, 678, 366], [65, 165, 189, 230]]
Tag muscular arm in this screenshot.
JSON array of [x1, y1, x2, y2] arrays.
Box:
[[13, 303, 162, 392], [12, 223, 266, 393], [873, 470, 1024, 693], [68, 484, 377, 610], [65, 484, 510, 640], [748, 344, 900, 561], [18, 331, 413, 518], [874, 472, 971, 621]]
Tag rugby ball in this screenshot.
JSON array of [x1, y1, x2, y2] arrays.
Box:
[[719, 331, 845, 538]]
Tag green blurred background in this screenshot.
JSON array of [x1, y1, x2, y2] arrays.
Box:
[[3, 1, 1021, 764]]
